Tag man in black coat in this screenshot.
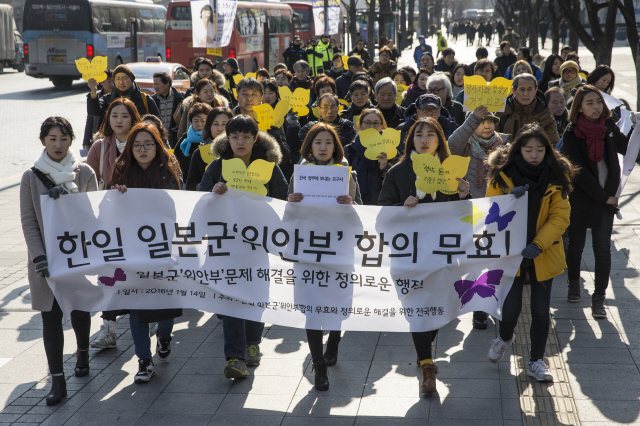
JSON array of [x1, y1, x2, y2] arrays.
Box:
[[374, 77, 405, 129], [348, 39, 372, 68], [87, 64, 160, 122], [336, 56, 365, 99], [283, 36, 306, 71], [494, 41, 517, 77]]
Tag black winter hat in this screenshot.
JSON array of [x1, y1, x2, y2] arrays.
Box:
[[223, 58, 239, 70]]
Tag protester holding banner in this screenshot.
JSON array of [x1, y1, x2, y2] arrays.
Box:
[[379, 117, 471, 393], [197, 115, 287, 378], [344, 109, 396, 205], [175, 103, 213, 177], [177, 79, 229, 141], [485, 124, 575, 382], [497, 74, 560, 144], [287, 122, 361, 390], [562, 86, 635, 317], [20, 117, 98, 405], [186, 107, 233, 190], [109, 122, 182, 383]]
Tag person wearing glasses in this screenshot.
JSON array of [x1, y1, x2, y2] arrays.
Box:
[[109, 122, 183, 384], [426, 72, 465, 126], [398, 94, 459, 151], [344, 109, 398, 205]]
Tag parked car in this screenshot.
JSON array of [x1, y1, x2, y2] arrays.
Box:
[[125, 62, 192, 95]]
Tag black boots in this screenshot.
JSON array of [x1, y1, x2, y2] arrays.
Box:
[[567, 279, 581, 302], [323, 338, 340, 366], [312, 360, 329, 391], [592, 294, 607, 319], [75, 348, 90, 377], [46, 374, 67, 406]]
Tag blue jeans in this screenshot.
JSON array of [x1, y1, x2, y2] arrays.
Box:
[[129, 310, 174, 360], [499, 260, 553, 363], [222, 316, 264, 360]]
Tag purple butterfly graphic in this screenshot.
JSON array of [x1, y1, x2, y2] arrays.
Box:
[[453, 269, 504, 309], [98, 268, 127, 286], [485, 202, 516, 231]]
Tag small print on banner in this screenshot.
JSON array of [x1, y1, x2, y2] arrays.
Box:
[[293, 164, 349, 203]]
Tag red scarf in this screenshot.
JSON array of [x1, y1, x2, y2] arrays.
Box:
[[574, 114, 606, 163]]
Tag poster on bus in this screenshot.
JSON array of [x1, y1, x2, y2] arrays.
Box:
[[312, 0, 340, 35], [190, 0, 237, 48]]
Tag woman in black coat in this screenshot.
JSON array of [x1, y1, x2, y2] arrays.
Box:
[[378, 117, 470, 394], [561, 86, 635, 318]]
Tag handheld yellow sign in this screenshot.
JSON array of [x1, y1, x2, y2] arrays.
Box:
[[353, 115, 360, 130], [232, 88, 237, 99], [338, 99, 350, 109], [221, 158, 275, 196], [75, 56, 108, 82], [463, 76, 512, 113], [396, 84, 408, 105], [198, 144, 218, 167], [245, 72, 257, 80], [253, 99, 291, 131], [279, 87, 310, 116], [412, 153, 470, 195], [233, 74, 244, 85], [341, 55, 350, 68], [359, 128, 401, 160]]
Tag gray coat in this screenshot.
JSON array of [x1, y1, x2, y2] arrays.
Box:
[[20, 164, 98, 311], [447, 113, 510, 198]]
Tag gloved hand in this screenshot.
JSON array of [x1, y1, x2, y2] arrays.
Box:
[[48, 186, 66, 199], [286, 112, 300, 127], [521, 243, 542, 259], [34, 255, 50, 278], [267, 126, 281, 141], [510, 184, 529, 199]]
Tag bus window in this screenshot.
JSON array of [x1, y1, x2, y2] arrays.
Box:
[[110, 7, 127, 32], [170, 5, 191, 21]]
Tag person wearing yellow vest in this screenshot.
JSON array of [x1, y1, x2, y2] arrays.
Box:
[[306, 37, 325, 77], [319, 34, 332, 71], [436, 30, 448, 58]]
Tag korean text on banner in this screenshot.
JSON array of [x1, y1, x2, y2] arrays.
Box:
[[312, 0, 340, 35], [41, 189, 527, 332], [191, 0, 237, 48]]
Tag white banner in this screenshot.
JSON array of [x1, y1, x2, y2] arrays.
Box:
[[190, 0, 237, 48], [41, 189, 527, 332], [312, 0, 340, 35]]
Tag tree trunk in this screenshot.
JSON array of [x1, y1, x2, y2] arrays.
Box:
[[408, 0, 415, 37], [528, 0, 540, 55], [368, 0, 376, 59], [568, 0, 579, 52], [548, 0, 560, 54], [349, 0, 358, 51], [615, 0, 639, 65], [419, 0, 429, 38], [400, 0, 407, 50]]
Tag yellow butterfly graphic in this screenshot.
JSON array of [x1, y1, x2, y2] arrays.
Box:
[[460, 205, 484, 225], [359, 128, 401, 160], [198, 144, 218, 171], [412, 153, 470, 195], [221, 158, 275, 196], [75, 56, 108, 82], [253, 99, 291, 131], [279, 87, 310, 116], [463, 75, 512, 112]]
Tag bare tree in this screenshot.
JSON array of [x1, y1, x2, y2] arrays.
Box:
[[548, 0, 560, 54], [368, 0, 376, 58], [556, 0, 618, 65], [400, 0, 407, 49], [492, 0, 516, 28], [349, 0, 358, 50], [614, 0, 640, 109]]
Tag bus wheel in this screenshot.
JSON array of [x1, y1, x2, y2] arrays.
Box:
[[252, 59, 258, 73]]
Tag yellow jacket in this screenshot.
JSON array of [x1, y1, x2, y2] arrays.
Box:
[[486, 171, 570, 281]]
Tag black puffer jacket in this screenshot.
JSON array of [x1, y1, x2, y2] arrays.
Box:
[[286, 116, 357, 164], [87, 82, 160, 119]]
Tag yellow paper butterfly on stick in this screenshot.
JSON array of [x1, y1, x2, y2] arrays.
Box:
[[463, 75, 512, 112], [198, 144, 218, 170], [232, 74, 244, 85], [221, 158, 275, 196], [359, 128, 401, 160], [75, 56, 108, 82], [396, 84, 408, 105], [412, 153, 470, 195], [279, 87, 310, 116], [253, 99, 291, 131], [244, 72, 257, 80], [460, 205, 484, 225]]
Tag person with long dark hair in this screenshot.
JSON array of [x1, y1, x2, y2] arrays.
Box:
[[110, 124, 183, 383], [20, 117, 98, 405], [401, 68, 429, 108], [485, 124, 576, 382], [538, 54, 563, 93], [562, 86, 635, 317], [378, 117, 471, 393]]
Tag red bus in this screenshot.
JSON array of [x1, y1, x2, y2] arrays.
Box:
[[286, 2, 344, 48], [165, 1, 294, 73]]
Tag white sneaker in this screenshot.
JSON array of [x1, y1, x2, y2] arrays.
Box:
[[91, 321, 117, 349], [527, 359, 553, 382], [488, 335, 513, 363]]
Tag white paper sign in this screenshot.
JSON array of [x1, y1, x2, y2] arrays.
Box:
[[294, 164, 349, 204], [616, 123, 640, 198], [41, 189, 527, 332], [602, 92, 623, 110]]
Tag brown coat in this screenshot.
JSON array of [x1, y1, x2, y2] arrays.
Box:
[[87, 135, 117, 188], [20, 164, 98, 311], [497, 93, 560, 144]]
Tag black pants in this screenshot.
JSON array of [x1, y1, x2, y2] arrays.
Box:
[[306, 330, 341, 363], [41, 299, 91, 375], [499, 260, 552, 363], [566, 212, 614, 296], [412, 329, 438, 361]]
